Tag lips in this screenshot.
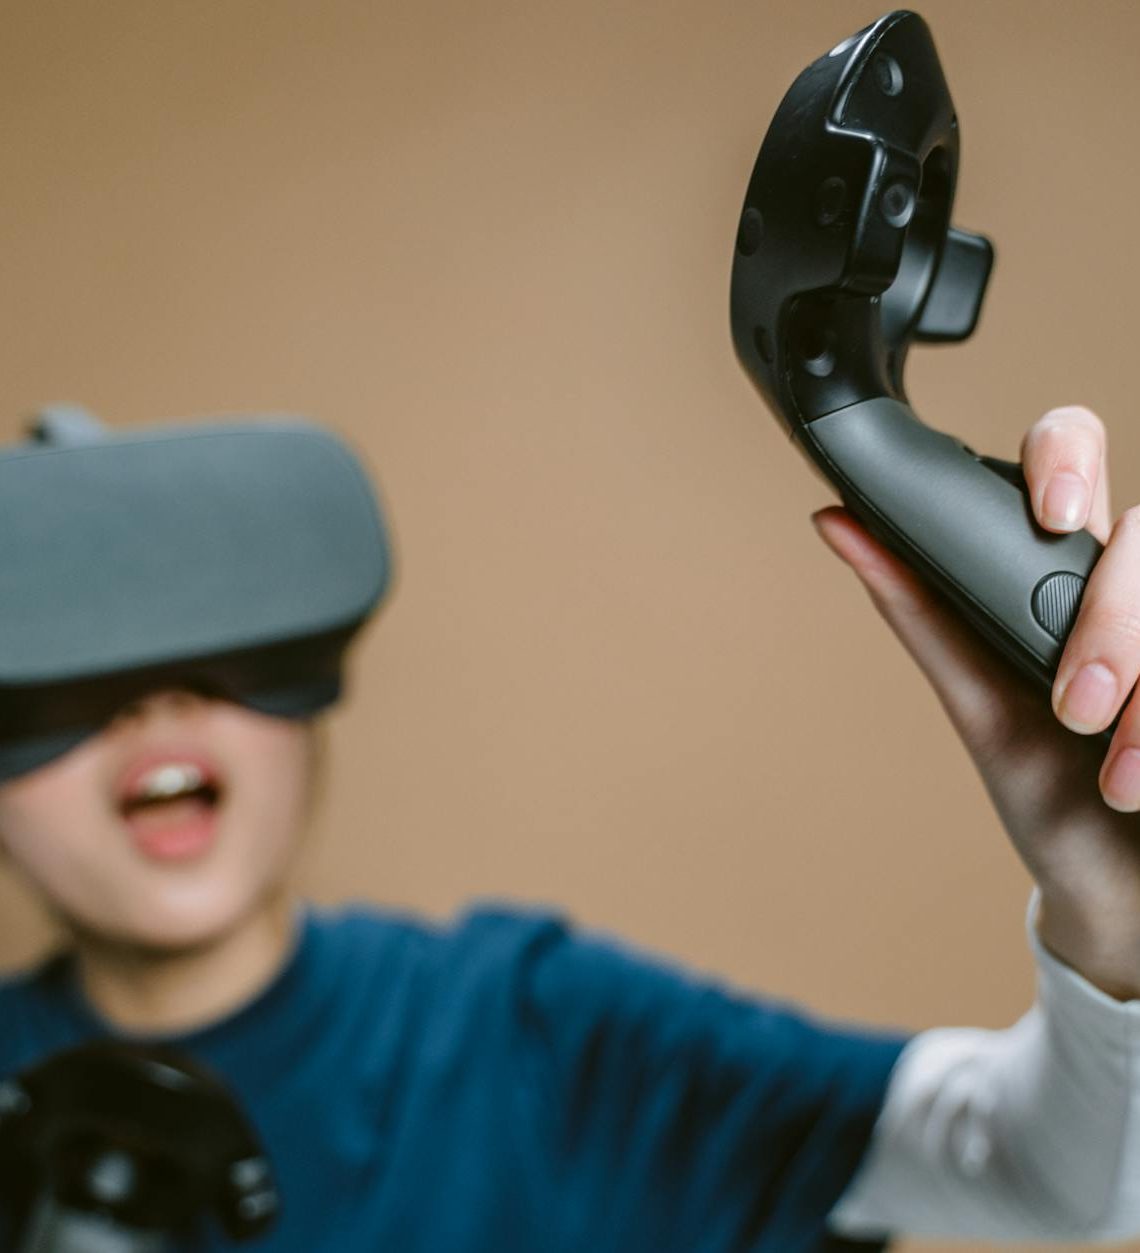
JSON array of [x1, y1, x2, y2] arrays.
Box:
[[116, 749, 224, 806], [115, 748, 227, 863]]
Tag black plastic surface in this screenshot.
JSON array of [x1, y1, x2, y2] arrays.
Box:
[[0, 1042, 279, 1245]]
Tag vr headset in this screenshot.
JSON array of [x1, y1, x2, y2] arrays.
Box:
[[0, 406, 393, 782]]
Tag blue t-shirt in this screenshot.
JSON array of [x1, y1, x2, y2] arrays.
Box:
[[0, 902, 909, 1251]]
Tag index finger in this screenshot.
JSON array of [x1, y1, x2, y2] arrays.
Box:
[[1020, 405, 1112, 544]]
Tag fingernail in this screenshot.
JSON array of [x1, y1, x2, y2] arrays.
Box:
[[1057, 661, 1117, 732], [1103, 747, 1140, 811], [1042, 471, 1090, 531]]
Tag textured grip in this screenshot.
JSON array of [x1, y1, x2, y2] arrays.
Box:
[[1031, 572, 1088, 643], [804, 397, 1104, 694]]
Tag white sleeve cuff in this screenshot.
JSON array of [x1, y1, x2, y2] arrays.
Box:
[[830, 888, 1140, 1241], [1025, 885, 1140, 1044]]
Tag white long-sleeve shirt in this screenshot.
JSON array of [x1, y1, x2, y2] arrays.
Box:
[[829, 890, 1140, 1242]]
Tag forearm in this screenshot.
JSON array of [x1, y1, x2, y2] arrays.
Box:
[[828, 890, 1140, 1242]]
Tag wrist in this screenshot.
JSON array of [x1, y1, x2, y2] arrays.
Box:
[[1036, 889, 1140, 1002]]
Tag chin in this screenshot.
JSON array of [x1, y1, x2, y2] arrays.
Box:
[[69, 877, 272, 956]]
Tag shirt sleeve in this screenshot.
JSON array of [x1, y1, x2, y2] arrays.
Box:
[[829, 889, 1140, 1242], [519, 917, 909, 1251]]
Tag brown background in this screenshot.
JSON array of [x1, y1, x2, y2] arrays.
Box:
[[0, 2, 1135, 1249]]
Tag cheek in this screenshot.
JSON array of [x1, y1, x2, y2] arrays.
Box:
[[0, 784, 128, 922], [214, 712, 315, 849], [216, 753, 310, 885]]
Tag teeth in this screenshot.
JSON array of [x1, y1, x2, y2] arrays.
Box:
[[132, 763, 207, 803]]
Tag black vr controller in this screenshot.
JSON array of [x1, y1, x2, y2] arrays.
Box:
[[730, 10, 1113, 739], [0, 1042, 278, 1251]]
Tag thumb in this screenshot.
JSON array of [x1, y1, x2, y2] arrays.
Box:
[[809, 505, 1031, 749]]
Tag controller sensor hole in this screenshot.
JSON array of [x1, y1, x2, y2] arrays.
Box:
[[881, 181, 916, 228], [873, 54, 903, 97], [798, 329, 835, 378], [815, 177, 847, 226], [737, 207, 764, 256]]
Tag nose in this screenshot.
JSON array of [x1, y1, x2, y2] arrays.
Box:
[[110, 685, 212, 725]]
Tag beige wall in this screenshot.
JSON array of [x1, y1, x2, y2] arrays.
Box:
[[0, 3, 1136, 1249]]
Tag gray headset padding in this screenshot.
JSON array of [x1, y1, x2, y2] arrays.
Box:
[[0, 414, 391, 780]]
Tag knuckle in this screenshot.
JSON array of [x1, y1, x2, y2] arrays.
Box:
[[1085, 601, 1140, 650]]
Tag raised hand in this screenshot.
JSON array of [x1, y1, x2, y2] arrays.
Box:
[[812, 406, 1140, 999]]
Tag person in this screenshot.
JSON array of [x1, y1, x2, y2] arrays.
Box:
[[0, 403, 1136, 1251]]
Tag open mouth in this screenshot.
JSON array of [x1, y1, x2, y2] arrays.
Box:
[[116, 757, 227, 862], [120, 779, 222, 817]]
